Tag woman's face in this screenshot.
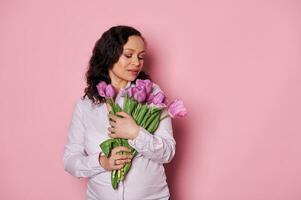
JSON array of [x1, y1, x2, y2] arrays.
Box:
[[109, 35, 146, 83]]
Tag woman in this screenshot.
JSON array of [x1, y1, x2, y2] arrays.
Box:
[[63, 25, 175, 200]]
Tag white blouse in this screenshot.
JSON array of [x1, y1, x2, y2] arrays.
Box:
[[63, 82, 176, 200]]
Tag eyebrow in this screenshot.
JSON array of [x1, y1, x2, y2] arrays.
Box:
[[124, 48, 145, 53]]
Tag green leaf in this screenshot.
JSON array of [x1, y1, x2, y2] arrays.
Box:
[[113, 104, 122, 115], [99, 139, 115, 157], [130, 100, 138, 116], [136, 104, 149, 125], [150, 107, 161, 114], [123, 162, 132, 179], [147, 113, 161, 133], [133, 103, 142, 119], [141, 108, 152, 128], [111, 170, 118, 189], [123, 94, 131, 115], [144, 112, 160, 129]]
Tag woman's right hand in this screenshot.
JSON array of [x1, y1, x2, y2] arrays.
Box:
[[99, 146, 133, 171]]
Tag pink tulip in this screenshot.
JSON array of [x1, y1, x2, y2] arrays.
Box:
[[147, 91, 167, 108], [168, 99, 187, 118], [146, 93, 154, 104], [132, 85, 147, 103], [96, 81, 107, 97], [96, 81, 116, 99], [106, 84, 115, 98], [136, 79, 153, 95], [152, 91, 166, 105]]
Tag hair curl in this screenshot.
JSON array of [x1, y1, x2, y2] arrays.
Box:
[[82, 25, 151, 105]]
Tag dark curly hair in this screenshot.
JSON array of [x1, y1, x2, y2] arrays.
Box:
[[82, 25, 151, 105]]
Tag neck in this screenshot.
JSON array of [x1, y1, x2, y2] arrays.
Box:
[[109, 71, 128, 93]]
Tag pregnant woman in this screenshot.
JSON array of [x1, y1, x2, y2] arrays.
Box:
[[63, 25, 175, 200]]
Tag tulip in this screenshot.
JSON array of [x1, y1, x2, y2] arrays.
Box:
[[146, 93, 154, 104], [136, 79, 153, 95], [152, 91, 166, 105], [96, 81, 107, 97], [132, 86, 147, 103], [147, 91, 168, 109], [167, 99, 187, 118], [106, 84, 115, 98], [96, 81, 116, 99]]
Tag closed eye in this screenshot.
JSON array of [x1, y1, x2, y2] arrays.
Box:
[[124, 54, 144, 60]]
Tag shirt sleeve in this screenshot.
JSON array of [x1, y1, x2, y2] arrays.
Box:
[[63, 98, 106, 178], [128, 109, 176, 164]]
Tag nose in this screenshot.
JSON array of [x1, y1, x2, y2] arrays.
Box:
[[131, 56, 140, 66]]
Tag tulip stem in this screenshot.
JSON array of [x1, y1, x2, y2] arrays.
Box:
[[160, 114, 169, 121]]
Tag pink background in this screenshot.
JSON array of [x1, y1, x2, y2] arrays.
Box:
[[1, 0, 301, 199]]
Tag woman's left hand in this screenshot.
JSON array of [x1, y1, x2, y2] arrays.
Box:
[[108, 111, 140, 140]]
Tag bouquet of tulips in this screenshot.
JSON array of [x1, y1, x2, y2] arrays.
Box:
[[97, 79, 187, 189]]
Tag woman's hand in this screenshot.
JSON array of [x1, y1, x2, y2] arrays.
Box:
[[99, 146, 133, 171], [107, 111, 140, 140]]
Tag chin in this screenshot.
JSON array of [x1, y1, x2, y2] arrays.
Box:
[[128, 78, 136, 82], [127, 76, 138, 82]]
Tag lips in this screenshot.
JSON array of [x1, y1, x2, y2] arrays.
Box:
[[127, 69, 139, 72], [127, 69, 139, 75]]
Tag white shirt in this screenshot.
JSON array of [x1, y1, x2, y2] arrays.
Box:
[[63, 82, 176, 200]]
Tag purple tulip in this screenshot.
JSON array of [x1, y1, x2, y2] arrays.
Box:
[[152, 91, 166, 105], [96, 81, 107, 97], [136, 79, 153, 95], [146, 93, 154, 104], [132, 85, 147, 103], [96, 81, 116, 99], [167, 99, 187, 118], [106, 84, 115, 98], [147, 91, 167, 108]]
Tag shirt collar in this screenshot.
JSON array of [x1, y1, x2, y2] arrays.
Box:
[[123, 81, 133, 89]]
